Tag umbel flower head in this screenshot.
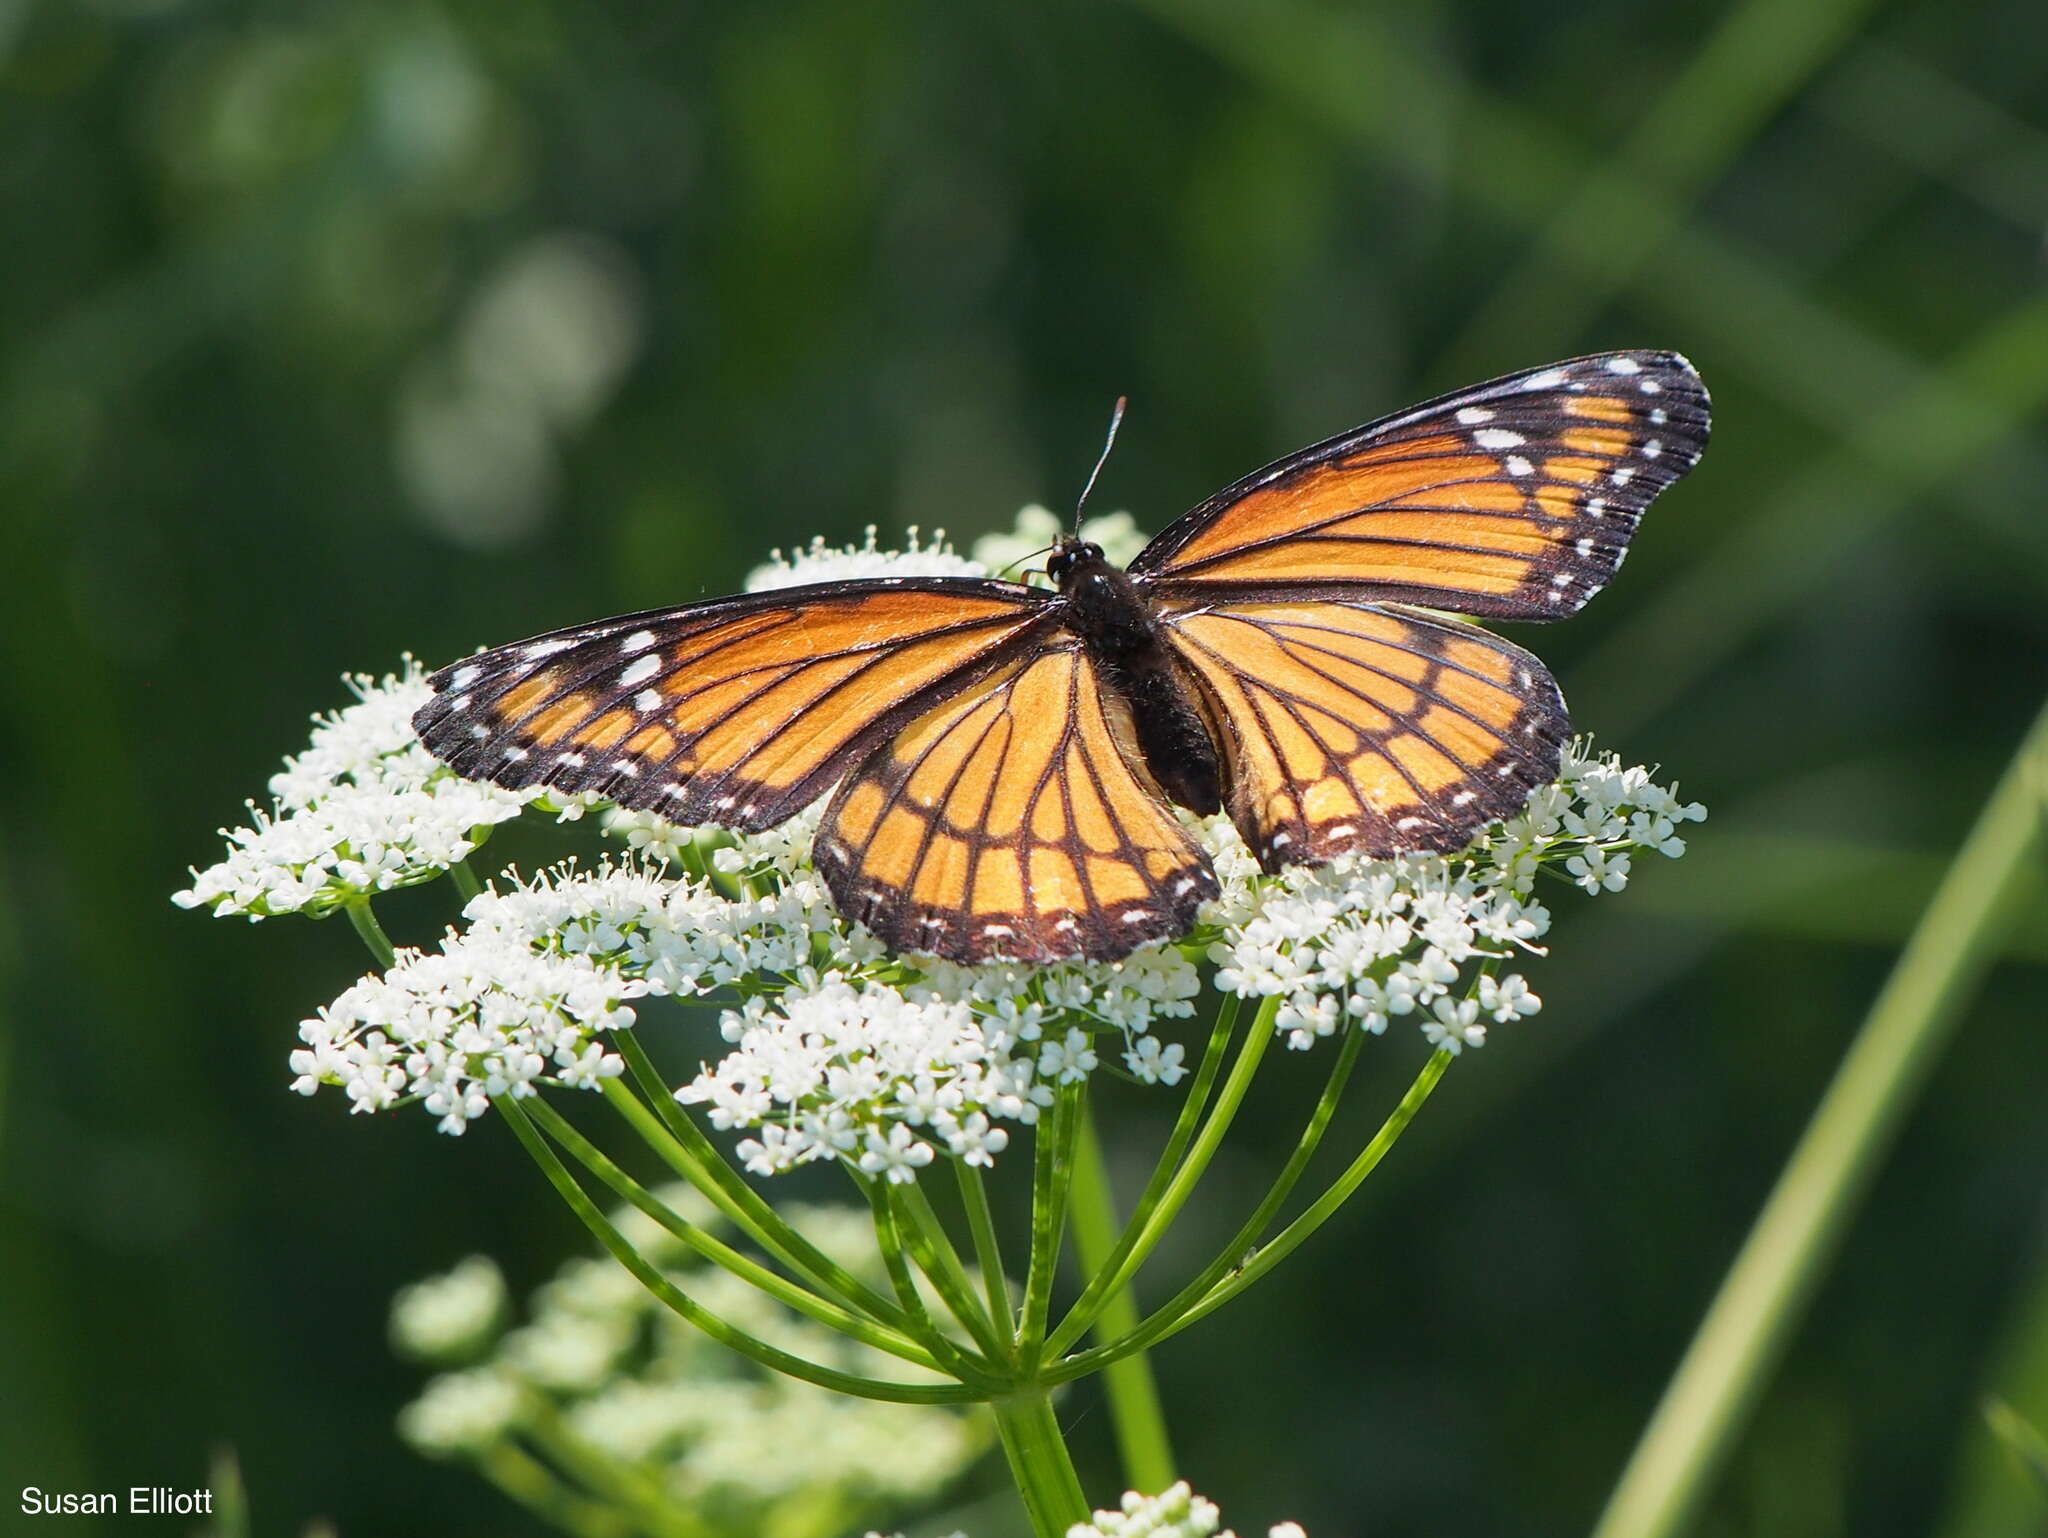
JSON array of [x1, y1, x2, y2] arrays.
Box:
[[393, 1184, 990, 1533], [180, 512, 1702, 1160]]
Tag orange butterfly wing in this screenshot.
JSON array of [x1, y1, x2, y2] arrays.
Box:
[[1159, 598, 1566, 870], [814, 639, 1216, 963], [1131, 351, 1708, 619], [413, 581, 1054, 829]]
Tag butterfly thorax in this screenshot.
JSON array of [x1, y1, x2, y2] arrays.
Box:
[[1048, 537, 1224, 817]]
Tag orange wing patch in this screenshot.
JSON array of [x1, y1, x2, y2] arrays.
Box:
[[413, 582, 1052, 829], [814, 641, 1217, 964], [1130, 351, 1708, 621], [1162, 599, 1567, 870]]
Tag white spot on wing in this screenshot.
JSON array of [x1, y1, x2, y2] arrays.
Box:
[[621, 629, 658, 654], [634, 689, 663, 713], [451, 665, 481, 689], [619, 654, 662, 688], [1456, 406, 1495, 425], [1524, 368, 1567, 389], [1505, 455, 1535, 478], [1475, 428, 1525, 450], [1605, 357, 1643, 375]]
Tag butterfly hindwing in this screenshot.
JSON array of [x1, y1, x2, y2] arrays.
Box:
[[412, 580, 1053, 830], [1130, 350, 1708, 620], [1160, 598, 1566, 870], [814, 639, 1218, 964]]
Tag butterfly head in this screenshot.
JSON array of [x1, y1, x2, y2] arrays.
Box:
[[1046, 535, 1105, 589]]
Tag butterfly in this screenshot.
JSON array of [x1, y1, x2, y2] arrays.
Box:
[[414, 351, 1709, 965]]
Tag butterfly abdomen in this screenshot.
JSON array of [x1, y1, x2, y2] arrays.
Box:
[[1054, 547, 1224, 818]]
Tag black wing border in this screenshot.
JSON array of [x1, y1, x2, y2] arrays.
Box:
[[1126, 349, 1710, 581]]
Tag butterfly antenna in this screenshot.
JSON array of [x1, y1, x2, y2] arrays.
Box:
[[1073, 396, 1128, 535], [995, 542, 1056, 580]]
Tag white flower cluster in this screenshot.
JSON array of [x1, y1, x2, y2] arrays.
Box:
[[391, 1255, 507, 1361], [173, 661, 539, 919], [970, 504, 1149, 582], [1068, 1481, 1307, 1538], [395, 1187, 989, 1530], [289, 913, 638, 1134], [189, 513, 1701, 1166], [1208, 743, 1704, 1053], [747, 524, 984, 590]]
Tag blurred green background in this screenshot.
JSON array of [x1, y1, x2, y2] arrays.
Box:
[[3, 0, 2045, 1534]]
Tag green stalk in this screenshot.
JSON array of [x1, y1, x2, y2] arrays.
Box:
[[1017, 1081, 1086, 1367], [602, 1048, 908, 1328], [991, 1385, 1091, 1536], [1045, 993, 1239, 1355], [521, 1097, 942, 1369], [1045, 995, 1276, 1359], [473, 1442, 634, 1538], [1053, 1047, 1449, 1382], [521, 1396, 707, 1538], [861, 1178, 1006, 1390], [345, 897, 396, 968], [1061, 1014, 1368, 1386], [1069, 1100, 1175, 1493], [1590, 698, 2048, 1538], [956, 1161, 1016, 1338], [450, 857, 485, 902], [894, 1179, 1011, 1362], [496, 1093, 979, 1405]]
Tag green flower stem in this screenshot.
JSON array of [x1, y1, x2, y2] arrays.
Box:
[[475, 1443, 635, 1538], [1591, 698, 2048, 1538], [1063, 1013, 1369, 1398], [521, 1096, 945, 1371], [862, 1176, 1007, 1391], [497, 1093, 981, 1405], [605, 1038, 910, 1330], [1017, 1080, 1086, 1367], [344, 896, 396, 968], [449, 857, 484, 902], [956, 1162, 1016, 1338], [522, 1396, 707, 1538], [1069, 1101, 1176, 1494], [991, 1385, 1092, 1537], [1043, 992, 1240, 1358], [1052, 1047, 1449, 1383], [894, 1179, 1012, 1363], [1045, 994, 1276, 1360]]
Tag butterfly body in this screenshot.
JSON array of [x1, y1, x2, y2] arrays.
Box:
[[1049, 536, 1226, 818], [415, 351, 1709, 964]]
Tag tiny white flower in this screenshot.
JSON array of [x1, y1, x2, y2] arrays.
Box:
[[1421, 994, 1487, 1054]]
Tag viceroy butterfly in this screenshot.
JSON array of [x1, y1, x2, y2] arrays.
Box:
[[414, 351, 1709, 964]]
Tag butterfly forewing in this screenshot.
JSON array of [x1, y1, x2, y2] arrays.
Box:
[[413, 580, 1053, 830], [814, 639, 1217, 964], [1130, 351, 1708, 620], [1159, 599, 1567, 870]]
